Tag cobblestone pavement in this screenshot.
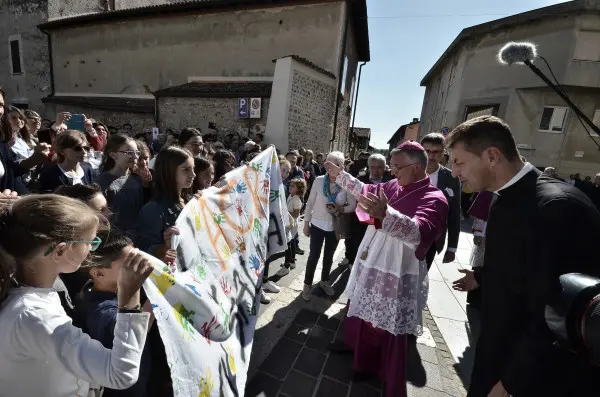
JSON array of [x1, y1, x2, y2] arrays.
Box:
[[246, 224, 469, 397]]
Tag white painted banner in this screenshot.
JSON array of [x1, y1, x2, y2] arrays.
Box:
[[143, 147, 288, 396]]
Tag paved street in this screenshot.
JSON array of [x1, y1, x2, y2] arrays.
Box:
[[246, 220, 473, 396], [426, 222, 480, 385]]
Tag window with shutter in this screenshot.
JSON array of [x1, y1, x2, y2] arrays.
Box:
[[538, 106, 569, 133]]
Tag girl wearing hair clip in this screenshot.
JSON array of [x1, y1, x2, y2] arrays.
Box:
[[0, 194, 152, 397]]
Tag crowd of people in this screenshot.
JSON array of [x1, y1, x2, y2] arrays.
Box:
[[1, 81, 600, 397], [0, 87, 385, 396]]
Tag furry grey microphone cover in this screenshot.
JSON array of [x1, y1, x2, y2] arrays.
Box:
[[498, 42, 538, 65]]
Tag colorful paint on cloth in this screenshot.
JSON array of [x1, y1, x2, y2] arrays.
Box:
[[143, 147, 289, 396]]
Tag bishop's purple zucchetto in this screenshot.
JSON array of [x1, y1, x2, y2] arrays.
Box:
[[396, 140, 425, 152]]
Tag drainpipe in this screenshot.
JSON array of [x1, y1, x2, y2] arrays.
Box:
[[350, 61, 367, 155], [329, 2, 350, 151], [41, 29, 55, 97]]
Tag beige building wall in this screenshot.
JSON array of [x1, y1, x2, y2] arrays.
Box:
[[506, 87, 600, 176], [49, 3, 344, 97], [419, 12, 600, 177]]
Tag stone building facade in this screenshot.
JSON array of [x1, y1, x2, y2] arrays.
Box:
[[265, 56, 337, 154], [349, 127, 371, 157], [0, 0, 50, 111], [158, 97, 270, 138], [43, 96, 156, 135], [154, 82, 271, 140], [2, 0, 369, 153], [287, 68, 337, 154], [419, 0, 600, 177]]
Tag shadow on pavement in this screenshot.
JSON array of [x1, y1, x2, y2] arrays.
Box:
[[454, 304, 481, 390], [406, 335, 427, 388], [247, 264, 378, 397], [267, 266, 294, 284], [246, 302, 384, 397]]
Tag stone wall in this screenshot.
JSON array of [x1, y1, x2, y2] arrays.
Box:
[[158, 97, 269, 140], [287, 70, 336, 154], [0, 0, 50, 111], [48, 0, 103, 19], [44, 102, 155, 135]]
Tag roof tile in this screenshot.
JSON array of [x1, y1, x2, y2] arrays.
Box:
[[351, 127, 371, 138], [153, 81, 272, 98], [41, 96, 154, 114]]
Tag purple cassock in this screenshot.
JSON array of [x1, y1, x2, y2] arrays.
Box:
[[360, 176, 448, 260], [467, 191, 494, 221], [337, 140, 449, 397]]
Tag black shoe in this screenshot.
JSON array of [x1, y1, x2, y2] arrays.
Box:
[[352, 371, 374, 382], [296, 248, 305, 255]]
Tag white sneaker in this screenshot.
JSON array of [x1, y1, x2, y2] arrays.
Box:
[[302, 284, 312, 301], [338, 258, 350, 267], [263, 281, 281, 293], [260, 289, 271, 304], [319, 281, 335, 297]]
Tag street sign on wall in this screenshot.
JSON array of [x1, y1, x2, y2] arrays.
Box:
[[237, 98, 249, 118], [250, 98, 261, 119]]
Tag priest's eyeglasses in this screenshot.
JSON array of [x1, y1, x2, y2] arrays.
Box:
[[390, 163, 417, 172]]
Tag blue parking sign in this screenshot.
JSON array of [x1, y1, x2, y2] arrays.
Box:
[[238, 98, 249, 118]]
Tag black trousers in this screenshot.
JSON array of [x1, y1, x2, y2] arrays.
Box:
[[345, 215, 368, 263], [425, 244, 438, 271], [304, 225, 338, 286], [284, 241, 296, 264]]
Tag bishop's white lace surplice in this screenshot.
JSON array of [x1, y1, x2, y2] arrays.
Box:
[[336, 172, 428, 337]]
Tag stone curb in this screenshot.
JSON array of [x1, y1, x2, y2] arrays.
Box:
[[422, 309, 468, 397]]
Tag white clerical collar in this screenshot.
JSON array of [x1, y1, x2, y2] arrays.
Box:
[[495, 162, 535, 193]]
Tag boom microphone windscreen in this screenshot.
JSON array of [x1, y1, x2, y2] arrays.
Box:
[[498, 41, 538, 65]]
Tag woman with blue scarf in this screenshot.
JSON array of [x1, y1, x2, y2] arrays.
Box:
[[302, 151, 355, 301]]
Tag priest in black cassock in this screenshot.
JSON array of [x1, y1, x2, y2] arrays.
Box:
[[448, 115, 600, 397]]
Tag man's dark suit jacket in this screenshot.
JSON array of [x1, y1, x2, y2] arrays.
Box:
[[433, 166, 461, 253], [0, 143, 28, 195], [350, 172, 394, 239], [469, 169, 600, 397]]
